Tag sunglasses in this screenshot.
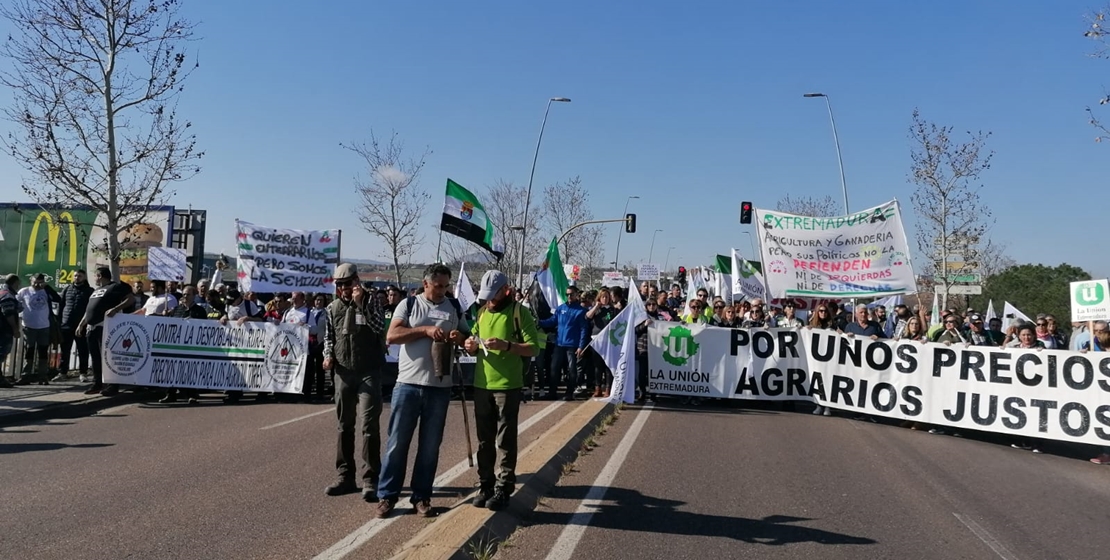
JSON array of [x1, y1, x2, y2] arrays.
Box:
[[690, 305, 703, 310], [1036, 322, 1047, 326], [818, 310, 828, 314], [713, 304, 725, 309], [945, 321, 958, 325], [335, 279, 353, 287]]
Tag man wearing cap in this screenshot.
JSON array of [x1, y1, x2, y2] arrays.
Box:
[[967, 314, 1004, 347], [322, 263, 387, 501], [463, 270, 539, 511], [375, 263, 469, 518]]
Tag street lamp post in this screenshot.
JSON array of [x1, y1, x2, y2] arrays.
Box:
[[612, 195, 639, 271], [664, 246, 675, 273], [741, 231, 758, 259], [648, 229, 664, 263], [510, 225, 525, 287], [517, 97, 571, 289], [803, 93, 850, 215]]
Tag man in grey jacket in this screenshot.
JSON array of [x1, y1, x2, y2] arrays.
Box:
[[322, 263, 387, 501]]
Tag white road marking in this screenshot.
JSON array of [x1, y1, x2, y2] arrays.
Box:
[[953, 513, 1020, 560], [260, 408, 333, 430], [545, 404, 654, 560], [311, 400, 565, 560]]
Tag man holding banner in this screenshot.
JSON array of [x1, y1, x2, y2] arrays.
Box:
[[463, 270, 540, 511], [322, 263, 387, 501]]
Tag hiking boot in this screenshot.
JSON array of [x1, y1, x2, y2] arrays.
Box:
[[414, 499, 434, 518], [487, 489, 510, 511], [361, 488, 379, 503], [472, 488, 493, 508], [324, 479, 358, 496], [374, 498, 396, 519]]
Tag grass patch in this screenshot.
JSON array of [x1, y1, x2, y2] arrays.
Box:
[[467, 535, 498, 560]]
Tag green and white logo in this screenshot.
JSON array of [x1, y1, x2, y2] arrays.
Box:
[[1075, 281, 1106, 306], [662, 325, 699, 366], [608, 321, 628, 346]]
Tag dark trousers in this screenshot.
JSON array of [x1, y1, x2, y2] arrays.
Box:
[[474, 387, 521, 492], [88, 327, 104, 386], [537, 341, 554, 391], [636, 352, 649, 397], [549, 346, 579, 397], [578, 349, 595, 390], [303, 342, 325, 398], [60, 326, 89, 374], [334, 369, 383, 488]]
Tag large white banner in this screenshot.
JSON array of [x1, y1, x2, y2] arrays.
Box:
[[102, 314, 308, 393], [236, 220, 340, 293], [647, 322, 1110, 446], [756, 200, 916, 299]]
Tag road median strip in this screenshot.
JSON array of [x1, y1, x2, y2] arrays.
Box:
[[383, 398, 615, 560]]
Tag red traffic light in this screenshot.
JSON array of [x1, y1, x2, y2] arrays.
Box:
[[740, 201, 754, 224]]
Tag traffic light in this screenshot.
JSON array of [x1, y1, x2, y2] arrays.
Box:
[[740, 201, 753, 224], [677, 266, 687, 288], [625, 213, 637, 233]]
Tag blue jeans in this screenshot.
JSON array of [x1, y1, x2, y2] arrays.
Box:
[[549, 346, 579, 397], [377, 382, 452, 502]]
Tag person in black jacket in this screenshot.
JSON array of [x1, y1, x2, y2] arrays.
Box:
[[57, 269, 94, 382]]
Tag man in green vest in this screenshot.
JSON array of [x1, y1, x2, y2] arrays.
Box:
[[463, 270, 540, 511]]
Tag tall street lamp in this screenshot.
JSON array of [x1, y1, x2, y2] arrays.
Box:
[[648, 229, 664, 263], [664, 246, 675, 273], [741, 231, 758, 259], [510, 225, 525, 287], [612, 195, 639, 271], [517, 97, 572, 289], [803, 93, 850, 215]]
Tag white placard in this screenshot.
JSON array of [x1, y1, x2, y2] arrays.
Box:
[[147, 247, 188, 282], [102, 314, 308, 393], [236, 220, 340, 293], [602, 272, 626, 288], [647, 322, 1110, 446], [756, 200, 916, 299], [1071, 279, 1110, 323], [636, 263, 660, 281]]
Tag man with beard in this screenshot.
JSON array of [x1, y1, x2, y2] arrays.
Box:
[[57, 269, 94, 382], [323, 264, 387, 502], [463, 270, 539, 511], [77, 267, 134, 395]]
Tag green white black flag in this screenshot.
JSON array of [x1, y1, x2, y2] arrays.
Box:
[[440, 179, 503, 259]]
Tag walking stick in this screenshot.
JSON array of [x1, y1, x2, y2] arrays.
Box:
[[453, 347, 475, 468]]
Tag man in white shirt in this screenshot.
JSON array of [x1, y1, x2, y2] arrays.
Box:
[[16, 274, 57, 385], [283, 292, 310, 326], [135, 280, 178, 316]]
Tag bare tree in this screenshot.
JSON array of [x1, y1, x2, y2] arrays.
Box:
[[908, 108, 994, 309], [1, 0, 202, 279], [977, 238, 1016, 279], [542, 176, 603, 266], [775, 194, 840, 217], [343, 131, 431, 285], [1083, 8, 1110, 141]]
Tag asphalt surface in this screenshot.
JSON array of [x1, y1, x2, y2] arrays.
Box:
[[498, 399, 1110, 560], [0, 393, 569, 560]]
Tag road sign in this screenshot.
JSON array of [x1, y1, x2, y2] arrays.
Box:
[[945, 273, 981, 283], [946, 285, 982, 295], [1071, 279, 1110, 323], [637, 263, 659, 281]]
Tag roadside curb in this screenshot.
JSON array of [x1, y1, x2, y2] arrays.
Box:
[[385, 398, 617, 560], [0, 390, 149, 427]]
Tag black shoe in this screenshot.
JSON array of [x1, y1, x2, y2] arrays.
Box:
[[159, 394, 178, 404], [487, 488, 510, 511], [562, 395, 576, 402], [0, 377, 12, 388], [325, 479, 358, 496], [187, 397, 199, 405], [100, 385, 119, 396], [361, 488, 379, 503], [472, 488, 493, 508], [14, 377, 31, 386]]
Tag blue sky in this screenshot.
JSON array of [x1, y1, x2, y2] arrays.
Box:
[[0, 1, 1106, 278]]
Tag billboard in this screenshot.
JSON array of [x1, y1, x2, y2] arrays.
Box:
[[0, 203, 174, 287]]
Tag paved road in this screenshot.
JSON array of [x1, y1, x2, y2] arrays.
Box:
[[0, 394, 569, 560], [499, 400, 1110, 560]]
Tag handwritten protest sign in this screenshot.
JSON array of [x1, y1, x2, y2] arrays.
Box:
[[755, 200, 916, 299], [147, 247, 187, 282], [235, 220, 340, 293]]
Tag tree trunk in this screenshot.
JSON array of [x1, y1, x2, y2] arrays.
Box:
[[104, 9, 120, 281]]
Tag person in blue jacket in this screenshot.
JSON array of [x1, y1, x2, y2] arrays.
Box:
[[538, 286, 591, 401]]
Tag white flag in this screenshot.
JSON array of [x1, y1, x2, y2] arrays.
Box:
[[1002, 301, 1031, 333], [591, 278, 648, 404], [986, 300, 997, 320], [930, 292, 941, 328], [456, 262, 477, 311], [730, 248, 767, 301]]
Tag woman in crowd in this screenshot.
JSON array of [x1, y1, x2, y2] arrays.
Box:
[[1008, 323, 1045, 452], [808, 303, 836, 330], [899, 317, 927, 341], [711, 304, 740, 328], [1034, 317, 1058, 349]]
